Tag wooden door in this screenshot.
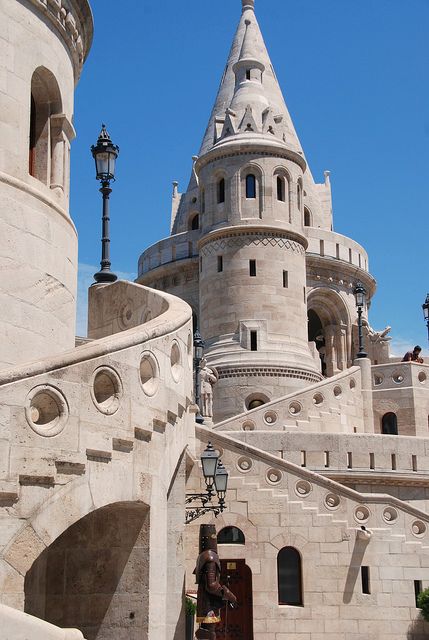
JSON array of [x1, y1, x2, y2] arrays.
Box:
[[217, 559, 253, 640]]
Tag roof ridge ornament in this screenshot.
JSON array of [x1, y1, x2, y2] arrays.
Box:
[[242, 0, 255, 12]]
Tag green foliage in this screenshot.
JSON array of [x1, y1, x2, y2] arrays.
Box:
[[417, 588, 429, 621], [186, 597, 197, 617]]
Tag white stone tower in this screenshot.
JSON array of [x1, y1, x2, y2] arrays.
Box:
[[137, 0, 375, 421], [0, 0, 92, 369]]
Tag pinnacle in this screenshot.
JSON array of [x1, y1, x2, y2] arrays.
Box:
[[242, 0, 255, 11]]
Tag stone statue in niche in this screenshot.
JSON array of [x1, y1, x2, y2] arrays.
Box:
[[199, 359, 218, 418], [194, 524, 237, 640]]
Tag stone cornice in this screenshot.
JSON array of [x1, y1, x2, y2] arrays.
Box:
[[195, 139, 307, 173], [198, 225, 308, 252], [24, 0, 93, 80]]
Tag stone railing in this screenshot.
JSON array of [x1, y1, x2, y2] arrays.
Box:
[[138, 230, 200, 277], [214, 366, 364, 434], [372, 361, 429, 390], [305, 227, 369, 271], [2, 604, 85, 640]]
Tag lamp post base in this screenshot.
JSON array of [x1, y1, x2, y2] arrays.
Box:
[[93, 270, 118, 284], [357, 351, 368, 359]]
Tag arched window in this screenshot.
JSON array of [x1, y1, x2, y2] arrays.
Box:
[[304, 207, 311, 227], [29, 67, 63, 185], [246, 174, 256, 199], [218, 178, 225, 204], [217, 527, 245, 545], [382, 413, 398, 435], [189, 214, 199, 230], [277, 547, 303, 606], [277, 176, 285, 202], [297, 181, 302, 211]]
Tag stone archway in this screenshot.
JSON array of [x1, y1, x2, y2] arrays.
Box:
[[24, 502, 150, 640], [307, 289, 351, 376]]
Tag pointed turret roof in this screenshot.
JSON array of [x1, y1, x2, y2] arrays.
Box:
[[198, 0, 304, 157]]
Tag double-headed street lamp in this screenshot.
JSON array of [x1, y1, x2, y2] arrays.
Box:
[[185, 442, 229, 524], [194, 330, 205, 424], [353, 282, 367, 359], [423, 294, 429, 345], [91, 125, 119, 284]]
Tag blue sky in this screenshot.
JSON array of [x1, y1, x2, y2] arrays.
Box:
[[72, 0, 429, 355]]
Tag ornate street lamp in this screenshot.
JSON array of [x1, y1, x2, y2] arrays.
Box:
[[354, 282, 367, 359], [91, 124, 119, 284], [423, 294, 429, 345], [193, 329, 205, 424], [185, 442, 230, 524]]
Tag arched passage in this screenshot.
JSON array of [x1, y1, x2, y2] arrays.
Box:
[[24, 502, 150, 640], [307, 289, 351, 376]]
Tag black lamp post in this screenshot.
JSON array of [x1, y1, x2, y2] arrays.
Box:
[[91, 124, 119, 284], [193, 329, 205, 424], [354, 282, 367, 359], [185, 442, 230, 524], [423, 294, 429, 345]]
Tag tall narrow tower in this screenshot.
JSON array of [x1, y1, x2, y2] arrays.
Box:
[[0, 0, 92, 369], [137, 0, 375, 422]]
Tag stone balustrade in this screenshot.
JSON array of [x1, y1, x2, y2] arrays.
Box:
[[305, 227, 369, 272], [138, 230, 200, 277]]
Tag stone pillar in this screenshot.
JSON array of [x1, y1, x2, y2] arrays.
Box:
[[355, 357, 374, 433]]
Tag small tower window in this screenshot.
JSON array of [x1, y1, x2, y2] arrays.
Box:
[[217, 255, 223, 273], [246, 69, 251, 80], [361, 566, 371, 594], [283, 270, 288, 288], [249, 260, 256, 277], [246, 174, 256, 199], [277, 176, 285, 202], [250, 331, 258, 351], [297, 180, 303, 211], [218, 178, 225, 204], [201, 188, 205, 213], [191, 214, 199, 230], [304, 207, 311, 227]]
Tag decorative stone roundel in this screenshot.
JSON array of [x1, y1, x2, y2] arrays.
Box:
[[295, 480, 312, 497], [118, 302, 133, 330], [139, 352, 160, 397], [324, 493, 341, 510], [264, 410, 278, 425], [266, 468, 282, 485], [288, 401, 302, 416], [374, 374, 384, 386], [354, 506, 370, 523], [313, 393, 324, 406], [349, 378, 356, 391], [333, 386, 342, 398], [242, 421, 255, 431], [412, 520, 427, 538], [91, 367, 123, 415], [170, 341, 183, 383], [237, 456, 252, 473], [26, 385, 69, 437], [392, 370, 405, 384], [383, 507, 398, 524], [418, 371, 427, 384]]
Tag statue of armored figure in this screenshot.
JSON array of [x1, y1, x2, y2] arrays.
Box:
[[194, 524, 237, 640], [198, 359, 218, 418]]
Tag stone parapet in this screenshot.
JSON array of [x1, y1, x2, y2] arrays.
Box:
[[24, 0, 93, 79]]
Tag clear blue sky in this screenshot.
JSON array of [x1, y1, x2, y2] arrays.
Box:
[[72, 0, 429, 354]]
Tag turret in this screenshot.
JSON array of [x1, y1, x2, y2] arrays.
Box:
[[0, 0, 92, 369]]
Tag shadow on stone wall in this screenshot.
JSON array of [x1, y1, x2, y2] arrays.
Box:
[[407, 614, 429, 640], [25, 502, 150, 640]]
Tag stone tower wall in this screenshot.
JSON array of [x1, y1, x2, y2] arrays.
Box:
[[0, 0, 92, 369]]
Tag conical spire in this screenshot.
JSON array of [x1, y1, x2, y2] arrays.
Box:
[[198, 1, 304, 156]]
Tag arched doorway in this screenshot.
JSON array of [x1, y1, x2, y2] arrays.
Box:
[[308, 309, 326, 376], [382, 412, 398, 435], [25, 502, 150, 640], [217, 559, 253, 639], [307, 289, 351, 376]]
